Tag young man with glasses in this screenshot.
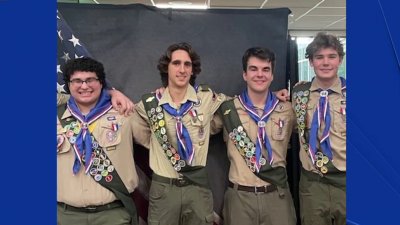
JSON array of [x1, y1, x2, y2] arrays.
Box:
[[57, 57, 149, 225]]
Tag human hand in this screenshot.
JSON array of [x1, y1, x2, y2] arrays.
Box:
[[108, 89, 134, 116], [155, 87, 165, 96], [274, 89, 289, 102]]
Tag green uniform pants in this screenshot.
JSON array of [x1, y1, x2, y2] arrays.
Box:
[[299, 170, 346, 225], [57, 204, 131, 225], [223, 186, 296, 225], [148, 179, 214, 225]]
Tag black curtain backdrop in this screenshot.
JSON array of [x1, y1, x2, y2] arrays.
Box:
[[58, 3, 297, 224], [58, 3, 290, 100]]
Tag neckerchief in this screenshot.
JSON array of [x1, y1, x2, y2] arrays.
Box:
[[161, 100, 195, 165], [309, 77, 346, 164], [67, 90, 113, 174], [238, 89, 279, 172]]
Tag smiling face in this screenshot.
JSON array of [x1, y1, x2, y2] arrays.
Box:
[[167, 49, 193, 89], [243, 56, 274, 95], [68, 71, 102, 112], [310, 47, 342, 81]]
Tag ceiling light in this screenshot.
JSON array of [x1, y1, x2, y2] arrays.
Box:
[[155, 1, 207, 9], [168, 1, 192, 6]]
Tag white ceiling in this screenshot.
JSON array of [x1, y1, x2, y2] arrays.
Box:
[[64, 0, 346, 36]]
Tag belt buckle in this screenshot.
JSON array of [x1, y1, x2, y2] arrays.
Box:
[[84, 206, 98, 212]]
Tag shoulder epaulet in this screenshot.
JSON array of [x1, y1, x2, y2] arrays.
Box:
[[293, 81, 312, 93], [197, 84, 211, 92]]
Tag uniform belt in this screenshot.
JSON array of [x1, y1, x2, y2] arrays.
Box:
[[57, 200, 123, 213], [228, 181, 277, 194], [152, 173, 193, 187]]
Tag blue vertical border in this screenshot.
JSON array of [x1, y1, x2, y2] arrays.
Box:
[[348, 0, 400, 224], [0, 1, 56, 224]]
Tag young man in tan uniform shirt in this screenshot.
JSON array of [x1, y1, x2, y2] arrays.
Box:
[[213, 47, 297, 225], [133, 43, 226, 225], [292, 32, 346, 225], [57, 57, 149, 225]]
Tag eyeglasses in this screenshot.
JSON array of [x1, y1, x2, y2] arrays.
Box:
[[69, 77, 100, 86]]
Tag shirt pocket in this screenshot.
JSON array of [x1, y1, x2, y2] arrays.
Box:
[[95, 119, 122, 150], [332, 105, 346, 134], [270, 117, 289, 141], [188, 112, 210, 142]]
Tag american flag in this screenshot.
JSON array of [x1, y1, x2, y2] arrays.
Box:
[[57, 10, 223, 225], [57, 11, 94, 94]]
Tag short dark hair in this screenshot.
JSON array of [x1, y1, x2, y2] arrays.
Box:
[[242, 47, 276, 73], [305, 32, 345, 60], [62, 57, 106, 94], [157, 42, 201, 87]]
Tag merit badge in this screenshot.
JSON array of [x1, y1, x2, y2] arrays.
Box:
[[101, 170, 109, 177], [105, 175, 113, 182], [174, 164, 181, 171], [107, 165, 115, 173], [89, 168, 98, 176], [94, 174, 102, 181], [320, 166, 328, 174]]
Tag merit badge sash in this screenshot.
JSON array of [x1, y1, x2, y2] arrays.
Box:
[[293, 77, 346, 176], [218, 99, 288, 187]]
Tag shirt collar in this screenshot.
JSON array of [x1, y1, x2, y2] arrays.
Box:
[[310, 76, 342, 94], [158, 85, 198, 109]]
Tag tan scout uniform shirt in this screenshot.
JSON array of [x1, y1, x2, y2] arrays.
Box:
[[213, 97, 295, 187], [296, 77, 346, 173], [135, 85, 226, 178], [57, 108, 150, 207]]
